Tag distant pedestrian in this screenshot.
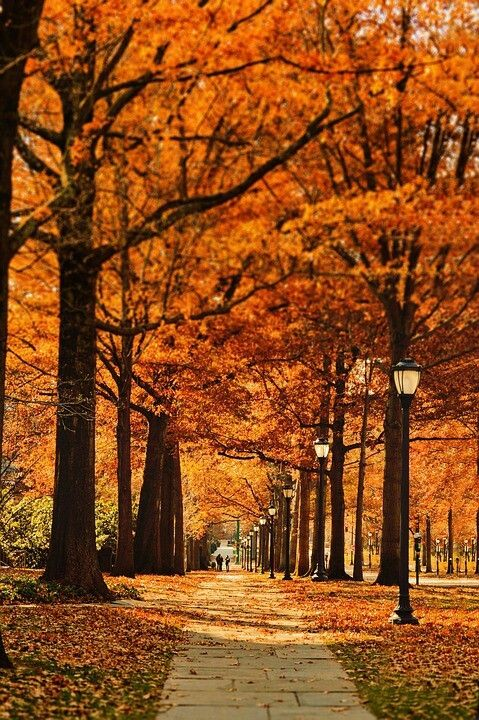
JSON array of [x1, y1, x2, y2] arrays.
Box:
[[211, 560, 216, 570], [216, 553, 223, 571], [225, 555, 230, 572]]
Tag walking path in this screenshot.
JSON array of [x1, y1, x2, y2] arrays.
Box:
[[156, 570, 375, 720]]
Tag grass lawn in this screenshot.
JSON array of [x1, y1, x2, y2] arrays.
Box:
[[285, 579, 479, 720], [0, 572, 202, 719]]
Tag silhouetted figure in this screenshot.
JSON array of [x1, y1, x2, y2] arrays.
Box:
[[216, 553, 223, 571], [225, 555, 230, 572]]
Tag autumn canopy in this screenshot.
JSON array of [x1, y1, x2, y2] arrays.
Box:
[[0, 0, 478, 673]]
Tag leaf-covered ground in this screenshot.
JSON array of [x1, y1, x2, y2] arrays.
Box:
[[0, 573, 203, 719], [284, 579, 479, 720]]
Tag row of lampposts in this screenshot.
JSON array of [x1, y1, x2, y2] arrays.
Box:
[[240, 357, 423, 626]]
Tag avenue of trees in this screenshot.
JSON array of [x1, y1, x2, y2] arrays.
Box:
[[1, 0, 478, 666]]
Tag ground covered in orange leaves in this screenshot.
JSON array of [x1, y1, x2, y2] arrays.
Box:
[[284, 578, 479, 720], [0, 573, 202, 719]]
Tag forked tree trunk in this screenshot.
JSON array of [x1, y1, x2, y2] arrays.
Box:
[[295, 470, 311, 576], [173, 443, 185, 575], [134, 412, 167, 572], [328, 353, 350, 580], [159, 440, 175, 575], [43, 247, 108, 596]]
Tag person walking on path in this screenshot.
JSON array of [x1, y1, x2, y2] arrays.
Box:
[[225, 555, 230, 572], [216, 553, 223, 571]]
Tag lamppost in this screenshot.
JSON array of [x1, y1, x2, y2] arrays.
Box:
[[312, 437, 329, 582], [282, 475, 294, 581], [268, 500, 276, 579], [253, 525, 259, 571], [368, 532, 373, 569], [389, 358, 421, 626], [259, 516, 267, 573], [435, 538, 441, 576]]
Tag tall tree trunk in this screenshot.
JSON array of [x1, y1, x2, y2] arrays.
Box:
[[376, 380, 402, 585], [289, 477, 300, 573], [295, 470, 311, 576], [134, 412, 167, 572], [113, 345, 134, 577], [353, 365, 372, 581], [0, 0, 45, 667], [328, 353, 350, 580], [112, 247, 134, 577], [425, 514, 432, 573], [43, 247, 108, 596], [159, 440, 175, 575], [173, 442, 185, 575]]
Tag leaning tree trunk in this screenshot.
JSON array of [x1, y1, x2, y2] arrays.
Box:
[[134, 412, 167, 572], [295, 470, 311, 576], [173, 442, 185, 575], [328, 353, 350, 580], [43, 246, 108, 596], [159, 440, 175, 575], [0, 0, 45, 667]]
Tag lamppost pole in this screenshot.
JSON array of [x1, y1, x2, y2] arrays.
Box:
[[249, 531, 253, 571], [389, 358, 421, 626], [282, 475, 294, 581], [268, 501, 276, 579], [312, 438, 329, 582]]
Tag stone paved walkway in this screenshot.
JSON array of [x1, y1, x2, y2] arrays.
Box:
[[157, 571, 375, 720]]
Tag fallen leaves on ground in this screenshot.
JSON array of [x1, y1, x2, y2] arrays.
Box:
[[283, 579, 479, 720], [0, 573, 203, 719]]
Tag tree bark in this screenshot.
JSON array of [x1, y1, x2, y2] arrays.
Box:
[[289, 477, 299, 573], [375, 379, 402, 585], [112, 247, 135, 577], [134, 412, 167, 572], [43, 248, 108, 596], [328, 353, 350, 580], [353, 367, 372, 581], [159, 440, 175, 575], [425, 514, 432, 573], [295, 470, 311, 576], [0, 0, 45, 667], [173, 442, 185, 575]]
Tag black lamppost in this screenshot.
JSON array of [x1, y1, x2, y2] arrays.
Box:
[[312, 437, 329, 582], [268, 500, 276, 579], [282, 474, 294, 581], [248, 531, 254, 571], [368, 532, 373, 569], [259, 516, 267, 573], [253, 524, 259, 571], [389, 358, 421, 625]]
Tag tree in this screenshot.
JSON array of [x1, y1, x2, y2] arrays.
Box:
[[0, 0, 45, 670]]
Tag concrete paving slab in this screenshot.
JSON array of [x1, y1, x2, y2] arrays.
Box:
[[269, 707, 375, 720], [157, 707, 269, 720], [297, 691, 362, 707], [159, 690, 299, 706]]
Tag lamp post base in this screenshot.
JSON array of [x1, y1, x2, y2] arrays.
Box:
[[389, 607, 419, 625], [282, 573, 292, 581]]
